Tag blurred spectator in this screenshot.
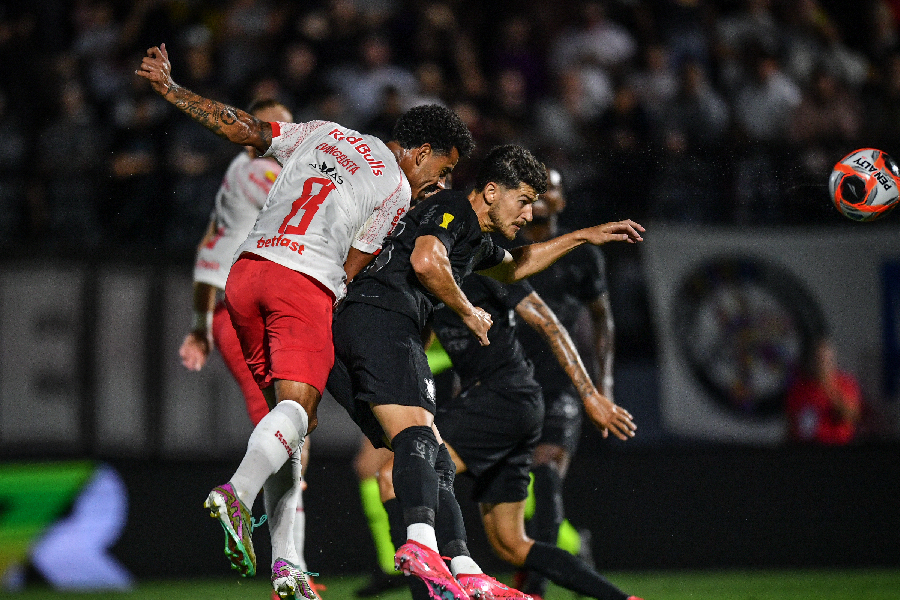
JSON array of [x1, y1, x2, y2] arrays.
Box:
[[629, 43, 679, 119], [535, 67, 607, 152], [328, 31, 417, 126], [486, 67, 537, 148], [731, 46, 801, 224], [35, 76, 108, 248], [107, 73, 168, 247], [595, 78, 657, 152], [780, 0, 869, 90], [278, 41, 327, 115], [652, 60, 729, 223], [732, 46, 801, 143], [548, 0, 637, 76], [789, 67, 861, 179], [219, 0, 286, 93], [0, 88, 31, 244], [492, 14, 548, 103], [786, 336, 863, 445], [664, 59, 730, 148], [654, 0, 713, 69], [362, 85, 405, 142], [861, 51, 900, 149]]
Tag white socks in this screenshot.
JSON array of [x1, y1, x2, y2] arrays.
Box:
[[264, 451, 305, 567], [230, 400, 308, 508], [450, 555, 482, 576], [407, 523, 439, 553]]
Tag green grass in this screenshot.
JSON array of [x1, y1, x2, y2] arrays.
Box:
[[4, 570, 900, 600]]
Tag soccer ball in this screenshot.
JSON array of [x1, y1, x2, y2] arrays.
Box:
[[828, 148, 900, 222]]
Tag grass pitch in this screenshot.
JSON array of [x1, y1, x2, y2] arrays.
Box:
[[4, 569, 899, 600]]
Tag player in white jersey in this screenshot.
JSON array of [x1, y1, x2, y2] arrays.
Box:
[[177, 99, 320, 599], [137, 44, 474, 600]]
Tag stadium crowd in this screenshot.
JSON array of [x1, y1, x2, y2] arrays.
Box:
[[1, 0, 898, 253]]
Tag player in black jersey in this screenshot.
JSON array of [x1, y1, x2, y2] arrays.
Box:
[[327, 145, 643, 600], [375, 273, 642, 600], [514, 169, 616, 599]]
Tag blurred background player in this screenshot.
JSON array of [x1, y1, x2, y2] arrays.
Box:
[[138, 43, 472, 600], [377, 272, 641, 600], [514, 168, 616, 597], [786, 335, 863, 445], [177, 98, 322, 599]]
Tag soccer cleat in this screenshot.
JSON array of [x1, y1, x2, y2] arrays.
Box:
[[204, 482, 262, 577], [456, 573, 532, 600], [394, 540, 469, 600], [272, 558, 319, 600]]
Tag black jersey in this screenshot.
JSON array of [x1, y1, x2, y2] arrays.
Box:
[[516, 234, 608, 395], [343, 189, 507, 330], [431, 274, 535, 391]]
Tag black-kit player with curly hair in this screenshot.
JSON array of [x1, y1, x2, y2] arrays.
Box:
[[137, 44, 473, 600], [327, 144, 646, 600]]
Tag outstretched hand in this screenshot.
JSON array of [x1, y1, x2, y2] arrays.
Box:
[[584, 391, 636, 441], [581, 219, 645, 246], [462, 306, 493, 346], [179, 330, 211, 371], [136, 43, 174, 96]]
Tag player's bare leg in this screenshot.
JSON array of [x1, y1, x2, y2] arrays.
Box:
[[481, 501, 638, 600]]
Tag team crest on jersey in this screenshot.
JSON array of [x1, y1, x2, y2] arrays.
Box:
[[309, 161, 344, 184], [439, 213, 455, 229], [424, 378, 436, 404]]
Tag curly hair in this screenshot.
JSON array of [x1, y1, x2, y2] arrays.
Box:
[[474, 144, 548, 195], [391, 104, 474, 158]]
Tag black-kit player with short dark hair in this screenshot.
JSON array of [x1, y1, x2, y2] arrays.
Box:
[[327, 144, 644, 600], [375, 272, 643, 600]]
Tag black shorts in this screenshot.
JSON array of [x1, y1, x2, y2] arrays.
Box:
[[538, 387, 582, 454], [437, 376, 543, 504], [328, 302, 435, 449]]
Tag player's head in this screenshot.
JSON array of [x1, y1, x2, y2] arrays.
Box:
[[475, 144, 548, 240], [248, 98, 292, 156], [391, 104, 475, 201], [525, 167, 565, 241], [248, 97, 292, 123]]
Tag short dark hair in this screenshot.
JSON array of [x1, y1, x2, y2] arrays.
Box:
[[474, 145, 548, 195], [247, 98, 289, 116], [391, 104, 474, 158]]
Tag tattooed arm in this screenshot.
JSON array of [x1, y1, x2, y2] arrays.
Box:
[[514, 290, 635, 441], [136, 44, 272, 154]]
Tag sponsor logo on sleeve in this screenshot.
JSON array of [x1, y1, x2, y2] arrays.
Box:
[[439, 213, 455, 229]]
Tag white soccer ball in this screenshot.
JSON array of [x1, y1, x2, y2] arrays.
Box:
[[828, 148, 900, 222]]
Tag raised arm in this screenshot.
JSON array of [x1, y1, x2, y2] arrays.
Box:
[[515, 291, 635, 441], [136, 44, 273, 154], [479, 220, 644, 283], [589, 292, 615, 400], [411, 235, 493, 346]]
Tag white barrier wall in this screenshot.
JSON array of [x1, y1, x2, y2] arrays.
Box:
[[0, 261, 360, 458], [642, 224, 900, 443]]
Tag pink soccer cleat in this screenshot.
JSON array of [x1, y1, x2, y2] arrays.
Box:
[[395, 540, 469, 600], [456, 572, 532, 600]]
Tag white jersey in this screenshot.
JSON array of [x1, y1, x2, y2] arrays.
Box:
[[233, 120, 411, 298], [193, 151, 281, 290]]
